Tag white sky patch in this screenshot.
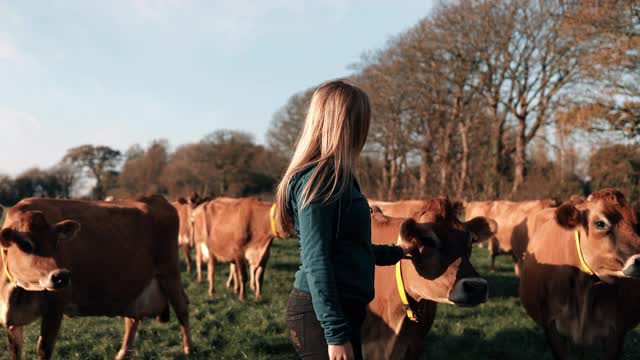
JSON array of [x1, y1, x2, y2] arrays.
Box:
[[0, 105, 138, 176], [0, 32, 23, 61], [0, 106, 41, 134], [0, 1, 23, 27], [0, 32, 39, 69], [129, 0, 186, 22], [118, 0, 353, 49], [0, 106, 50, 175]]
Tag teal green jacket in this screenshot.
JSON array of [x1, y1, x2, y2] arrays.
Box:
[[289, 165, 404, 345]]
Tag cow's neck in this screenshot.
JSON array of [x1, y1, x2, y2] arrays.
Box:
[[536, 228, 593, 274], [0, 255, 17, 325], [395, 260, 424, 323], [564, 228, 594, 274]]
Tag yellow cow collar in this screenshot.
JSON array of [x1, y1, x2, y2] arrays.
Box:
[[395, 235, 417, 322], [1, 248, 17, 287], [0, 205, 17, 287], [575, 230, 595, 276]]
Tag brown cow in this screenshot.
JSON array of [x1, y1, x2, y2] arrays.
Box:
[[463, 199, 559, 273], [192, 197, 279, 300], [362, 196, 497, 359], [519, 189, 640, 359], [172, 192, 210, 273], [0, 196, 192, 360], [368, 199, 431, 218]]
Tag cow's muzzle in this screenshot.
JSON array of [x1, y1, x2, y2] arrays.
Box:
[[448, 277, 488, 307], [47, 269, 72, 290], [623, 255, 640, 278]]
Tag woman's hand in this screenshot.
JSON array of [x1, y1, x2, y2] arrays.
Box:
[[328, 342, 354, 360], [398, 241, 418, 259]]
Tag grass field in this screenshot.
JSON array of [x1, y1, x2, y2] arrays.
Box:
[[4, 239, 640, 359]]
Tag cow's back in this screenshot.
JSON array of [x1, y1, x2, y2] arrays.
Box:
[[465, 200, 554, 253], [368, 200, 428, 219], [204, 198, 273, 261]]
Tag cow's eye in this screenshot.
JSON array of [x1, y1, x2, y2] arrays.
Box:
[[16, 240, 33, 253], [594, 220, 607, 230]]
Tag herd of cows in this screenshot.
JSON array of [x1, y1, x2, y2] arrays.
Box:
[[0, 187, 638, 359]]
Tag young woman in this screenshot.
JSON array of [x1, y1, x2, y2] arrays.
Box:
[[275, 80, 415, 360]]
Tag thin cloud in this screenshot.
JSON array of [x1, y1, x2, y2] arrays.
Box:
[[0, 105, 40, 131], [0, 105, 139, 176], [120, 0, 353, 44], [201, 0, 354, 50], [128, 0, 186, 22], [0, 32, 25, 62]]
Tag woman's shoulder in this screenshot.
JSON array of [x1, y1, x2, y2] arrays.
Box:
[[290, 164, 317, 187]]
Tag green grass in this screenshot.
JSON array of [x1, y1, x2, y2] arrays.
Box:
[[3, 240, 640, 359]]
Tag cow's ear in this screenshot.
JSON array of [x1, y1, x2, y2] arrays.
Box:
[[0, 228, 35, 253], [0, 228, 16, 248], [188, 192, 200, 205], [464, 217, 497, 243], [55, 220, 81, 242], [370, 206, 388, 223], [399, 218, 428, 254], [555, 204, 582, 229], [400, 218, 418, 241]]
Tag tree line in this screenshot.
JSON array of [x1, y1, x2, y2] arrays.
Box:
[[270, 0, 639, 203], [1, 0, 638, 206]]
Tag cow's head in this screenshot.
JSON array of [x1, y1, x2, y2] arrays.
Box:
[[0, 210, 79, 291], [399, 196, 496, 306], [555, 188, 640, 281], [188, 192, 201, 207]]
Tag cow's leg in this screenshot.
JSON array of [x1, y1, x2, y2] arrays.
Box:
[[232, 264, 240, 294], [115, 317, 140, 360], [236, 259, 245, 301], [488, 237, 499, 272], [249, 263, 257, 292], [195, 244, 203, 283], [226, 263, 236, 291], [37, 304, 64, 360], [255, 245, 271, 300], [181, 244, 192, 274], [254, 266, 264, 300], [207, 257, 215, 298], [156, 276, 192, 356], [6, 325, 24, 360], [544, 322, 568, 360]]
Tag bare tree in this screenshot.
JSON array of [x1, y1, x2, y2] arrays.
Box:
[[118, 140, 169, 196], [267, 88, 314, 156], [63, 145, 122, 199]]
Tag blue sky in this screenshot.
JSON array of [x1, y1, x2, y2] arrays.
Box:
[[0, 0, 434, 175]]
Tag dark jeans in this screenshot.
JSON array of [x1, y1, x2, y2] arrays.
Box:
[[286, 288, 366, 360]]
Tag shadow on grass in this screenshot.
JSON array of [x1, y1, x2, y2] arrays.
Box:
[[484, 273, 520, 299], [423, 327, 640, 360], [423, 327, 552, 360], [270, 262, 300, 272]]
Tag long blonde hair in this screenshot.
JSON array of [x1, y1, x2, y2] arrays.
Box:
[[275, 79, 371, 235]]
